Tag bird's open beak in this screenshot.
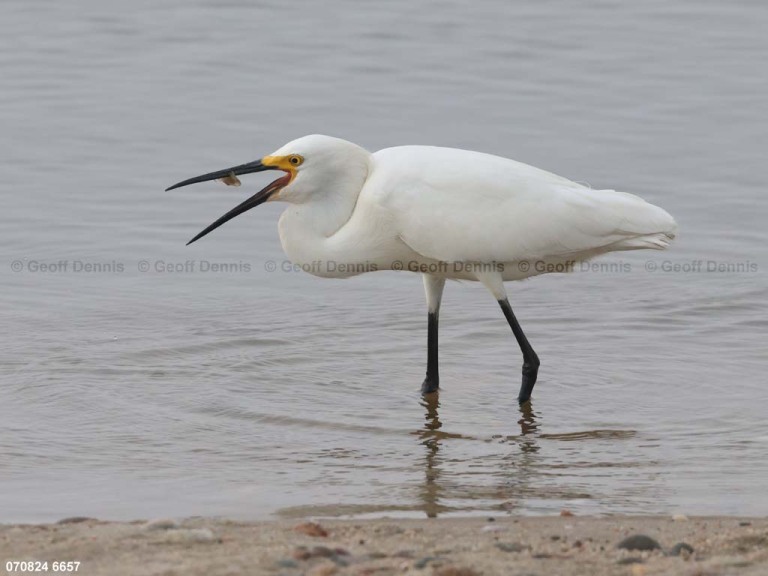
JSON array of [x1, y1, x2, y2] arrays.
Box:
[[165, 159, 290, 245]]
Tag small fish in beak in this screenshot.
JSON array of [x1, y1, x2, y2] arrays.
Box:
[[219, 172, 241, 187]]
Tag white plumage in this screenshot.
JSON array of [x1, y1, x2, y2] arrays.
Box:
[[258, 136, 677, 283], [167, 134, 677, 405], [368, 145, 675, 273]]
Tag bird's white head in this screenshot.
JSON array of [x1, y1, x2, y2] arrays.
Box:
[[166, 134, 370, 245], [267, 134, 369, 204]]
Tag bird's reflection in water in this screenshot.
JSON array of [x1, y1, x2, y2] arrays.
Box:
[[414, 394, 542, 518], [517, 401, 540, 453], [494, 401, 542, 512], [417, 392, 444, 518]]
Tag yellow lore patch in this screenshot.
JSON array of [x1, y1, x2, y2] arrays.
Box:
[[262, 154, 303, 182]]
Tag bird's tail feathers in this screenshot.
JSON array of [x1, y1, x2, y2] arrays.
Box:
[[609, 231, 675, 251]]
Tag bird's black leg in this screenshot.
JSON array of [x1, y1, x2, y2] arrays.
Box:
[[422, 310, 440, 393], [421, 275, 445, 394], [498, 298, 540, 404]]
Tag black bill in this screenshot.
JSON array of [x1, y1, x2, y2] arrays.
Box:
[[166, 159, 289, 245], [184, 173, 290, 245], [165, 159, 278, 191]]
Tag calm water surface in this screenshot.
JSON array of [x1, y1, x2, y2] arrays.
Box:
[[1, 0, 767, 522]]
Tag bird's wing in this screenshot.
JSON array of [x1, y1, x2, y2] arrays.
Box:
[[367, 146, 676, 264]]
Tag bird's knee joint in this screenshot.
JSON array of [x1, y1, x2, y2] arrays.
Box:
[[523, 354, 540, 373]]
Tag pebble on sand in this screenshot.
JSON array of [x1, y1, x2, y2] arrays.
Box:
[[414, 556, 439, 569], [306, 563, 337, 576], [393, 550, 415, 558], [143, 518, 179, 531], [495, 542, 529, 553], [292, 546, 312, 560], [56, 517, 95, 525], [617, 534, 662, 551], [294, 522, 329, 537], [433, 567, 482, 576], [310, 545, 336, 558], [291, 545, 350, 564], [668, 542, 694, 557]]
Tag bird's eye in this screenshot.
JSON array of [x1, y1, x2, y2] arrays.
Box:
[[289, 155, 303, 166]]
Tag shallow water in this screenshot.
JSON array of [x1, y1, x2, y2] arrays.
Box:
[[1, 0, 767, 523]]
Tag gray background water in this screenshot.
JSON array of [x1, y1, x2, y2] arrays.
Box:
[[1, 0, 767, 523]]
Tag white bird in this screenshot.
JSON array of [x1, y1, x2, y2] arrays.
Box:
[[167, 135, 677, 405]]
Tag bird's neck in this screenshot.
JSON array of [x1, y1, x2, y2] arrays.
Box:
[[277, 174, 365, 273]]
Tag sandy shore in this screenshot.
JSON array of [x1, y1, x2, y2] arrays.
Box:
[[1, 515, 766, 575]]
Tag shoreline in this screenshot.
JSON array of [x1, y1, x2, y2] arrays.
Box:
[[2, 515, 767, 575]]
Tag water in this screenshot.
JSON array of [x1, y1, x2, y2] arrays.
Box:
[[1, 0, 767, 523]]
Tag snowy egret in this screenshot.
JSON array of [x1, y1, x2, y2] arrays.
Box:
[[167, 135, 676, 404]]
